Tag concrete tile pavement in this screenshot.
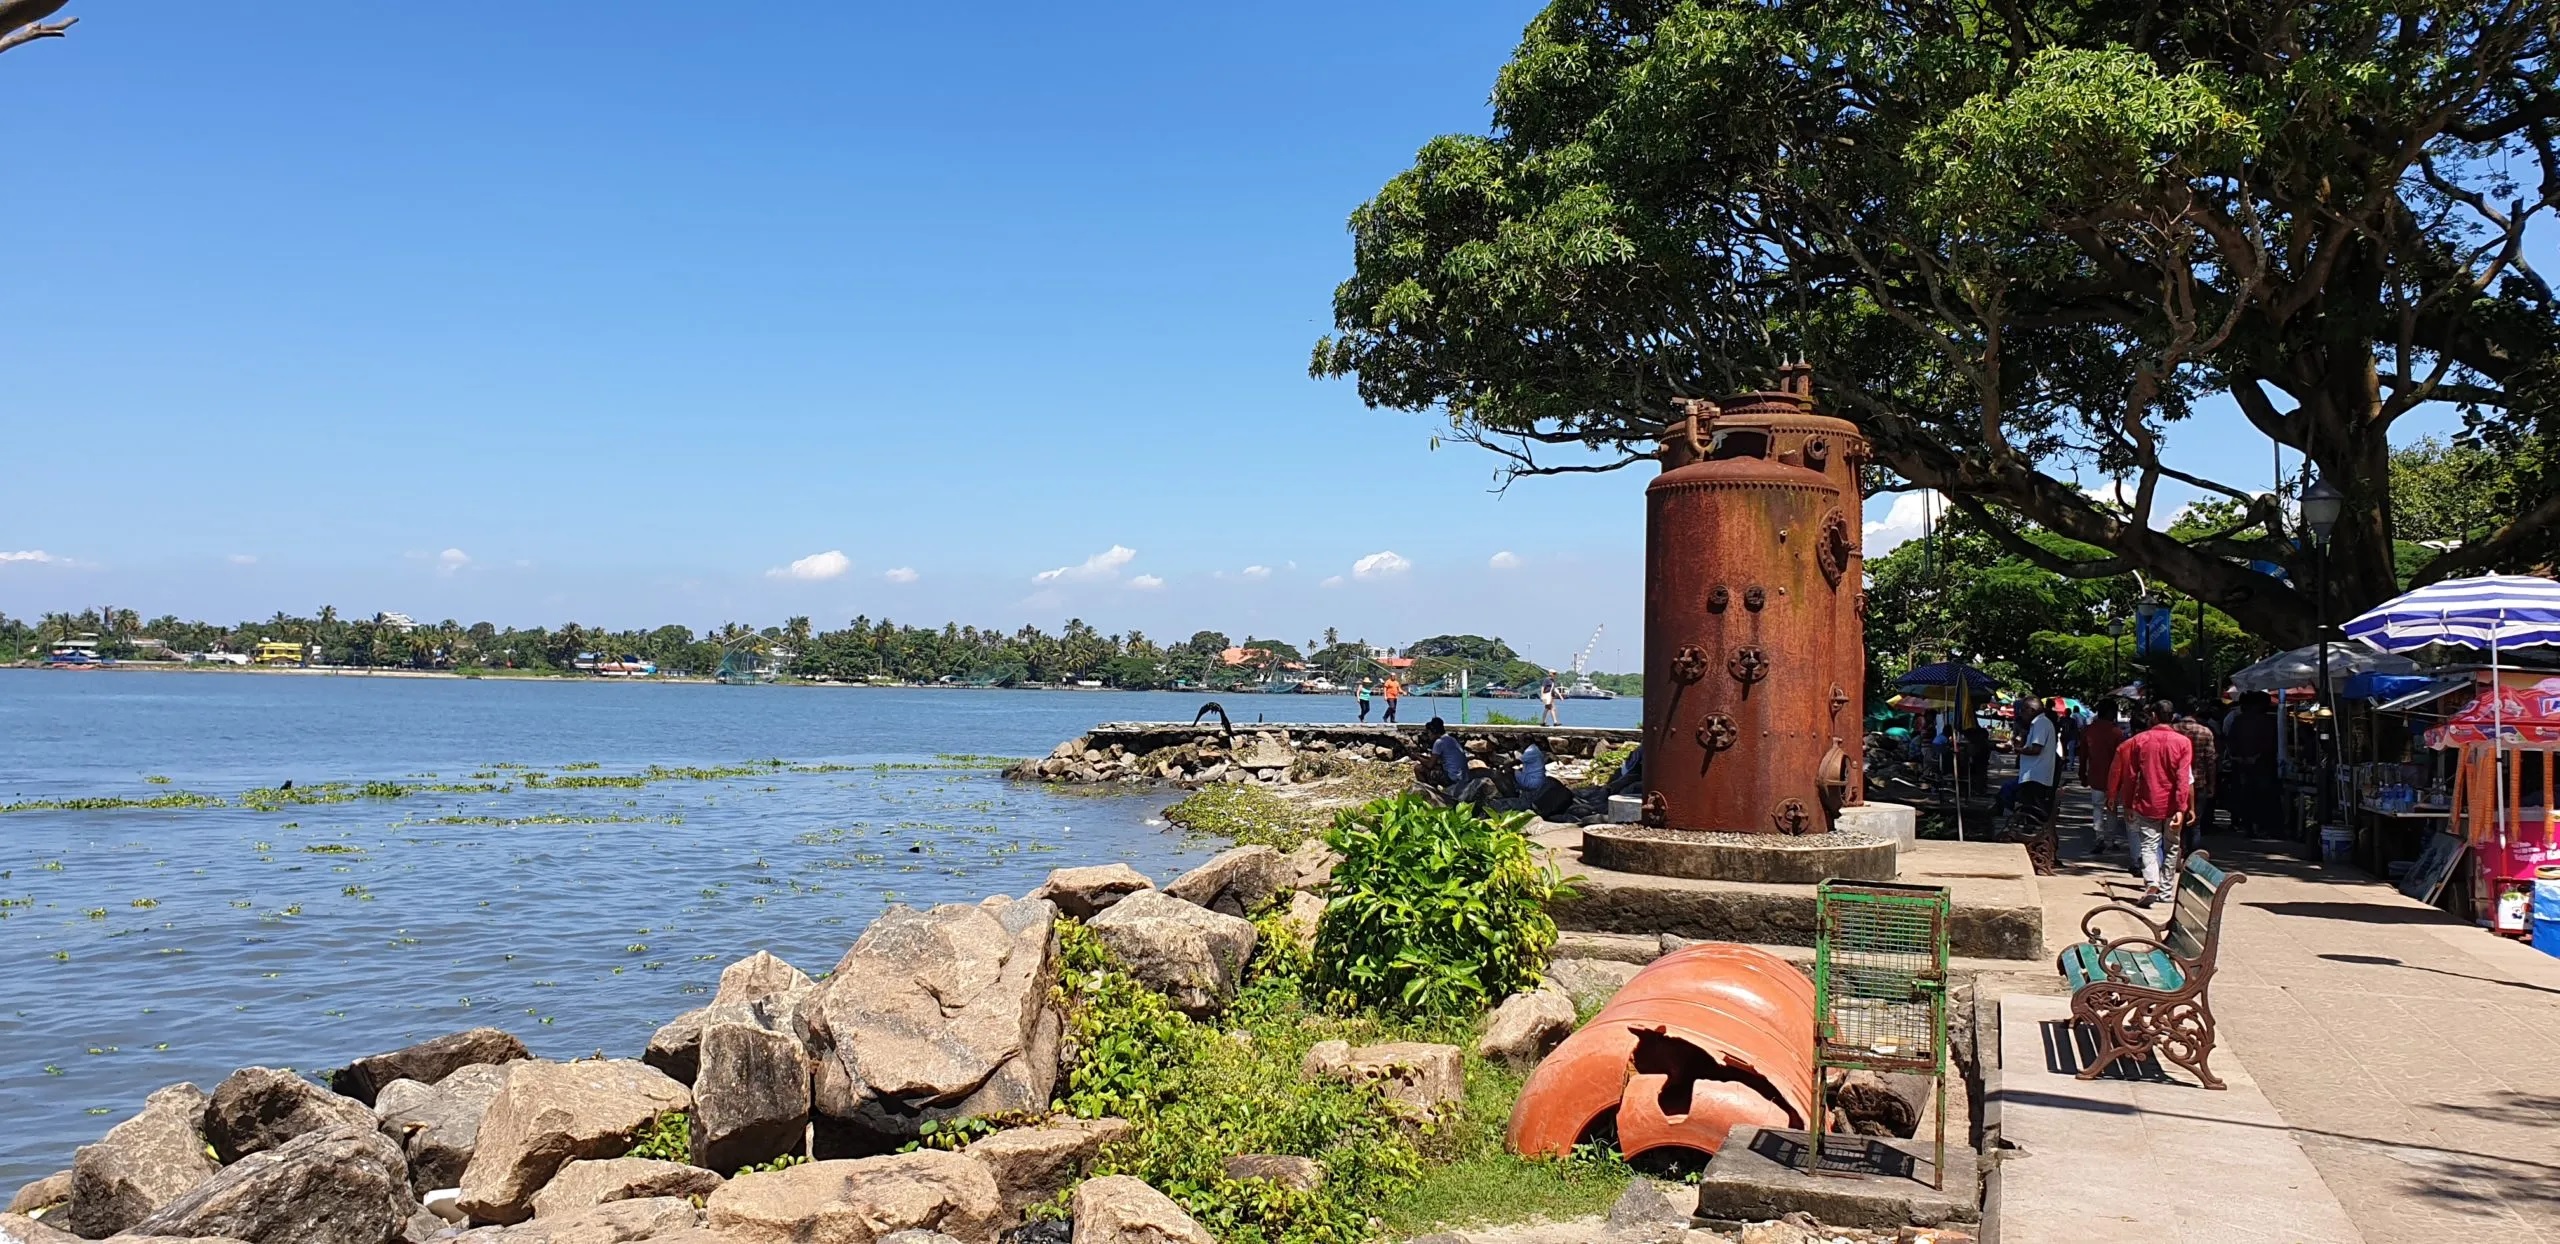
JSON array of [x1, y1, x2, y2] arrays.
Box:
[[2031, 830, 2560, 1244], [1993, 992, 2363, 1243]]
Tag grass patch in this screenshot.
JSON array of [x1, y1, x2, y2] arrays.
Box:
[[1377, 1058, 1630, 1234]]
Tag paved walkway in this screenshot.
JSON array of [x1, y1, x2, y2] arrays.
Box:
[[1995, 992, 2361, 1243], [2022, 820, 2560, 1244]]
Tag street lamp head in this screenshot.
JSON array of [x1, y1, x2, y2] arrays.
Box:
[[2302, 475, 2345, 545]]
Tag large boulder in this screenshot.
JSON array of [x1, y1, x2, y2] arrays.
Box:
[[445, 1195, 701, 1243], [527, 1159, 724, 1220], [455, 1060, 691, 1225], [1220, 1154, 1323, 1191], [1163, 846, 1288, 917], [645, 953, 817, 1088], [127, 1125, 415, 1244], [1543, 958, 1642, 1013], [329, 1028, 531, 1107], [204, 1067, 378, 1164], [1275, 891, 1324, 955], [1086, 889, 1257, 1016], [0, 1213, 78, 1244], [1476, 989, 1578, 1068], [956, 1117, 1131, 1222], [1028, 864, 1153, 921], [1301, 1041, 1464, 1121], [1228, 733, 1294, 772], [804, 899, 1061, 1152], [1277, 839, 1340, 893], [6, 1173, 69, 1217], [374, 1063, 510, 1196], [54, 1082, 220, 1239], [688, 1022, 810, 1172], [712, 950, 814, 1007], [1070, 1176, 1212, 1244], [703, 1152, 1000, 1244]]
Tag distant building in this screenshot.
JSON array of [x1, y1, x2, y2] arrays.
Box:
[[375, 612, 418, 633], [254, 642, 307, 666], [1219, 646, 1273, 667]]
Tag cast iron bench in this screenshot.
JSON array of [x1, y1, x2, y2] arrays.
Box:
[[2056, 851, 2246, 1089]]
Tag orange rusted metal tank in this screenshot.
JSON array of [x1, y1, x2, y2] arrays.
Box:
[[1642, 450, 1854, 834], [1508, 944, 1816, 1160], [1670, 368, 1871, 807]]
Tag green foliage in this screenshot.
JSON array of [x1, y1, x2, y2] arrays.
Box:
[[1162, 784, 1332, 852], [1316, 796, 1567, 1017], [1316, 0, 2560, 639], [1055, 920, 1425, 1244], [1478, 709, 1534, 726], [625, 1111, 690, 1163]]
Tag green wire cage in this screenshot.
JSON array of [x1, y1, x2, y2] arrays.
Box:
[[1808, 879, 1953, 1188]]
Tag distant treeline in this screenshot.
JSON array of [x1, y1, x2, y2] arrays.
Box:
[[3, 607, 1608, 692]]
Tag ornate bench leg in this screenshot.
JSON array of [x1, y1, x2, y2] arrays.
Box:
[[2068, 987, 2144, 1081], [2149, 997, 2225, 1091]]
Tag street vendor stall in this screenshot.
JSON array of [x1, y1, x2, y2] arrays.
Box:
[[2345, 573, 2560, 949], [2425, 674, 2560, 936]]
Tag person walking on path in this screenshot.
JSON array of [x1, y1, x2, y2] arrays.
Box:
[[1382, 675, 1403, 723], [2079, 697, 2126, 857], [1355, 678, 1372, 723], [2172, 704, 2219, 852], [1539, 675, 1561, 726], [2107, 701, 2196, 903]]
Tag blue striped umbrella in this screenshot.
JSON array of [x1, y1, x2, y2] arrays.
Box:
[[2343, 574, 2560, 653], [2345, 573, 2560, 856]]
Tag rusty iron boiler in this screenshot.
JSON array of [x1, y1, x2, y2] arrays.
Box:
[[1673, 374, 1871, 807], [1642, 453, 1855, 834]]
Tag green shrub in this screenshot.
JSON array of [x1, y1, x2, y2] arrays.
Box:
[[1592, 742, 1637, 778], [1052, 920, 1427, 1244], [626, 1110, 690, 1162], [1315, 795, 1568, 1017], [1480, 709, 1534, 725]]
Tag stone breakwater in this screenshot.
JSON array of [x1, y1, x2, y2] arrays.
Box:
[[0, 844, 1408, 1244], [1004, 722, 1638, 788]]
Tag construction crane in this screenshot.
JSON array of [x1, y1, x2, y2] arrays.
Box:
[[1565, 626, 1616, 699]]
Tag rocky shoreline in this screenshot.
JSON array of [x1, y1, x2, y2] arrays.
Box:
[[1004, 723, 1631, 789], [4, 836, 1961, 1244]]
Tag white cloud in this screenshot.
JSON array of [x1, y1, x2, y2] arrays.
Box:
[[1128, 574, 1165, 590], [436, 548, 472, 575], [883, 567, 919, 584], [768, 550, 852, 581], [1489, 550, 1523, 571], [1241, 565, 1272, 580], [1352, 550, 1411, 580], [1034, 544, 1137, 584], [1320, 575, 1346, 589], [1862, 492, 1937, 555], [226, 554, 258, 566], [0, 550, 59, 564]]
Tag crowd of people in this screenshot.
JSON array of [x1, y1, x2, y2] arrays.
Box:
[[1909, 689, 2292, 903]]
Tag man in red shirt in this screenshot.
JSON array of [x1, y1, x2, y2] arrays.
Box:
[[2106, 700, 2196, 903], [2078, 697, 2126, 858]]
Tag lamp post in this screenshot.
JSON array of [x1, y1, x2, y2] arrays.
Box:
[[2302, 474, 2345, 835]]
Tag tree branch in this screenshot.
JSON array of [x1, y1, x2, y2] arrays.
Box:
[[0, 11, 71, 55]]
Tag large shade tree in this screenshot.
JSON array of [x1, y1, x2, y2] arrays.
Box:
[[1316, 0, 2560, 644]]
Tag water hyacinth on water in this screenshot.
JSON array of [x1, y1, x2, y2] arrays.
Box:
[[1314, 795, 1569, 1017]]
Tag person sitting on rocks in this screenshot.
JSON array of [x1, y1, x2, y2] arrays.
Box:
[[1415, 717, 1504, 807]]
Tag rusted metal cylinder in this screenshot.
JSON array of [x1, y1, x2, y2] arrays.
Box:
[[1643, 453, 1853, 834], [1678, 375, 1870, 806], [1508, 944, 1815, 1160]]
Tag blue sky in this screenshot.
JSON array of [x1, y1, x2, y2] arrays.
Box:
[[0, 3, 2469, 670]]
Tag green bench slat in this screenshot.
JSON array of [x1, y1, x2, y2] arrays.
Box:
[[2059, 941, 2187, 992]]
